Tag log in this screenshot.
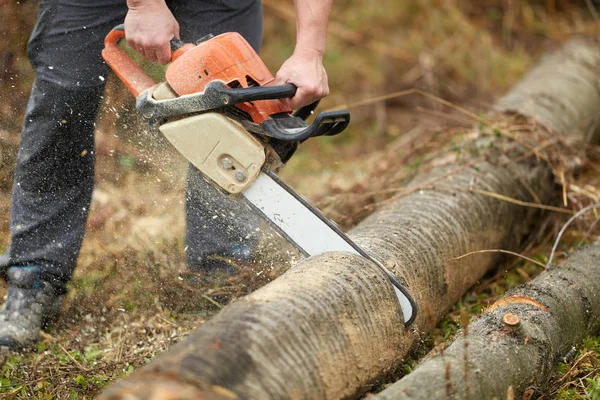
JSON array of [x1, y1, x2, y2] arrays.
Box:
[[99, 39, 600, 400], [373, 241, 600, 399]]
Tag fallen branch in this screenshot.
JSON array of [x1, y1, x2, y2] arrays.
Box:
[[373, 241, 600, 399]]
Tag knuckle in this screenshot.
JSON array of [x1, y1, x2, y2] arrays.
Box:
[[138, 39, 151, 49], [126, 38, 139, 48]]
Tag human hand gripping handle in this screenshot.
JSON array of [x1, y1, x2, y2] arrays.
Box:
[[124, 0, 179, 65], [102, 25, 193, 97], [272, 48, 330, 110], [271, 0, 333, 109]]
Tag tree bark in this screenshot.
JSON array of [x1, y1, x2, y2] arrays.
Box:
[[373, 241, 600, 400], [99, 38, 600, 400]]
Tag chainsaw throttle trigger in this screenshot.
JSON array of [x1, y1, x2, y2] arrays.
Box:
[[293, 100, 320, 121]]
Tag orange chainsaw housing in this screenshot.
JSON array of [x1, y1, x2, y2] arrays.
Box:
[[102, 30, 291, 124]]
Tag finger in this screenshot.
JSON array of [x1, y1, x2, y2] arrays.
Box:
[[141, 45, 157, 63], [322, 74, 330, 97], [173, 22, 181, 40], [288, 88, 317, 110], [322, 82, 330, 98], [269, 74, 287, 87], [126, 38, 141, 55], [155, 42, 172, 65]]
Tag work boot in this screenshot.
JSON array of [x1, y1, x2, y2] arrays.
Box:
[[0, 267, 64, 351]]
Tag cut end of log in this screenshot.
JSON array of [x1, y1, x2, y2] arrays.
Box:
[[522, 387, 535, 400], [502, 312, 521, 326], [487, 295, 548, 313]]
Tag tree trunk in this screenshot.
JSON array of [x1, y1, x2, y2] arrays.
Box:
[[99, 38, 600, 400], [373, 240, 600, 400]]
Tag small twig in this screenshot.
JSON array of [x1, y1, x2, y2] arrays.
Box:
[[515, 267, 532, 281], [58, 343, 87, 372], [156, 315, 179, 328], [555, 351, 596, 385], [583, 214, 600, 241], [415, 106, 477, 125], [331, 89, 417, 110], [449, 249, 546, 269], [329, 88, 485, 124], [39, 331, 57, 343], [438, 185, 575, 215], [584, 0, 600, 20], [498, 136, 559, 166], [559, 169, 568, 207], [202, 294, 224, 309], [546, 203, 600, 269]]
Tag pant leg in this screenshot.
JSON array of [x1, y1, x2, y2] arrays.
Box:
[[10, 0, 128, 290], [169, 0, 265, 268], [169, 0, 263, 49]]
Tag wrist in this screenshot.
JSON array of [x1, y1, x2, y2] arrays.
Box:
[[293, 45, 324, 60], [127, 0, 166, 9]]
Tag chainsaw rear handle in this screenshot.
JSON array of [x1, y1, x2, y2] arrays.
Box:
[[259, 110, 350, 142], [102, 24, 193, 97]]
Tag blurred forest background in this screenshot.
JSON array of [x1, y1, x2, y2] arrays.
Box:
[[0, 0, 598, 398]]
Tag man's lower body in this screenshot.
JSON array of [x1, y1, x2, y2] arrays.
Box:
[[1, 0, 264, 350]]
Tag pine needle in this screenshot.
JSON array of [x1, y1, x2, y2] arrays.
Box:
[[546, 203, 600, 269]]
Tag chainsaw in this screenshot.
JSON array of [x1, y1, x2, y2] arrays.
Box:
[[102, 25, 417, 326]]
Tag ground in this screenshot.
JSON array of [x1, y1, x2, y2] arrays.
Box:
[[0, 1, 599, 398]]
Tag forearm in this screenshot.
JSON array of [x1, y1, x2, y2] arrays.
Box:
[[293, 0, 333, 57]]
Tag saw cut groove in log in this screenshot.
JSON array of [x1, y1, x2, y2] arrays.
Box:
[[100, 39, 600, 400], [374, 241, 600, 399]]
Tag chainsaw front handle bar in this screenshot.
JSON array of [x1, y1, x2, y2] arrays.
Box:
[[102, 24, 193, 96], [201, 82, 321, 121], [136, 81, 295, 119]]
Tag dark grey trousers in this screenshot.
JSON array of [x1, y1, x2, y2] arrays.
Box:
[[9, 0, 263, 290]]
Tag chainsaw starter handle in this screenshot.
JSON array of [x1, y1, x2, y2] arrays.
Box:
[[102, 25, 193, 97], [294, 100, 320, 121]]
